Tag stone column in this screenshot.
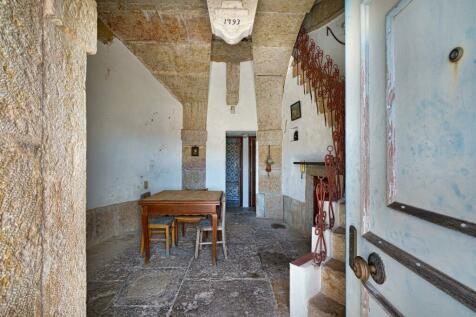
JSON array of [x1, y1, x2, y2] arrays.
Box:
[[255, 75, 285, 219], [182, 102, 208, 189], [226, 62, 240, 107], [250, 0, 314, 220], [1, 0, 96, 315]]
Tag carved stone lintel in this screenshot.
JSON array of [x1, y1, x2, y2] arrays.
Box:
[[207, 0, 258, 45]]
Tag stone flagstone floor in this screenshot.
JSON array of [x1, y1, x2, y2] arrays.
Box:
[[87, 208, 310, 316]]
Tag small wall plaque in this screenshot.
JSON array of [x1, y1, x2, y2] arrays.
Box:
[[191, 146, 199, 157], [290, 101, 301, 121]]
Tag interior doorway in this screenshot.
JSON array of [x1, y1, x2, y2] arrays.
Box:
[[248, 136, 256, 208], [225, 132, 256, 209]]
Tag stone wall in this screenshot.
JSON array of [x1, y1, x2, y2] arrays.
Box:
[[87, 201, 141, 248], [283, 173, 315, 239], [253, 0, 315, 219], [0, 0, 96, 315], [182, 116, 208, 190]]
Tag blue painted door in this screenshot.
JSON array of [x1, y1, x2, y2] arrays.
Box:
[[226, 137, 242, 207], [346, 0, 476, 315]]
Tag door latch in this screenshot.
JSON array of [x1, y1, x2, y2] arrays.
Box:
[[349, 225, 386, 284]]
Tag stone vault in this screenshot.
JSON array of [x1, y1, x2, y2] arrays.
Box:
[[97, 0, 315, 217]]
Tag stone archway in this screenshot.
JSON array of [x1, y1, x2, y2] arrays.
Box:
[[97, 0, 316, 216], [252, 0, 315, 218], [97, 0, 213, 190]]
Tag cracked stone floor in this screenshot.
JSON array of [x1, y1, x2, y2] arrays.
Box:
[[87, 208, 311, 316]]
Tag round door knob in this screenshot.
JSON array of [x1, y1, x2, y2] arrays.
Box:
[[352, 253, 386, 284], [352, 256, 370, 282]]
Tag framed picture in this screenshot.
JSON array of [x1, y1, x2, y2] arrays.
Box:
[[290, 101, 301, 121], [191, 146, 199, 157]]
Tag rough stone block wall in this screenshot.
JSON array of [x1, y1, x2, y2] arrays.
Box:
[[253, 0, 314, 219], [0, 1, 44, 314], [87, 201, 141, 248], [181, 111, 208, 189], [283, 172, 322, 238], [0, 0, 96, 315], [283, 195, 313, 239]]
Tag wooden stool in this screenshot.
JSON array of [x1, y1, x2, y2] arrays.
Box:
[[174, 188, 208, 244], [140, 216, 175, 256], [174, 216, 205, 243]]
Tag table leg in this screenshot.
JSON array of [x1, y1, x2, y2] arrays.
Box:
[[211, 213, 217, 265], [142, 206, 150, 263]]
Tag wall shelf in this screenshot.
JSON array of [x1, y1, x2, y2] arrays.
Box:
[[293, 161, 325, 166]]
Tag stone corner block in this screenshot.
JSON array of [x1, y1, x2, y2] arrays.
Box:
[[264, 193, 283, 219], [45, 0, 97, 54], [256, 193, 265, 218], [258, 173, 282, 194], [182, 169, 206, 190], [253, 46, 292, 77], [181, 129, 208, 145], [257, 130, 283, 146]]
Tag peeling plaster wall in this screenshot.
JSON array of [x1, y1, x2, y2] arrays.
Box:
[[86, 39, 183, 222], [281, 15, 344, 232], [0, 0, 96, 315], [206, 62, 258, 199]]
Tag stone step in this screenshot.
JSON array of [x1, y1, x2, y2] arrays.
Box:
[[321, 259, 345, 305], [331, 227, 345, 262], [308, 293, 345, 317]]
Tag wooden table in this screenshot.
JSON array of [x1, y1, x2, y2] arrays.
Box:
[[139, 190, 223, 265]]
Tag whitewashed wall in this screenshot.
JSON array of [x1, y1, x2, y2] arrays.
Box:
[[86, 39, 183, 209], [206, 61, 258, 207], [282, 14, 345, 202]]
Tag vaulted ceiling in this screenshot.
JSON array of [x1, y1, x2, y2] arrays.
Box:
[[97, 0, 211, 104], [97, 0, 315, 105]]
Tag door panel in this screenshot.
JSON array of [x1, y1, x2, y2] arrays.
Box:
[[388, 0, 476, 222], [226, 137, 242, 207], [346, 0, 476, 316]]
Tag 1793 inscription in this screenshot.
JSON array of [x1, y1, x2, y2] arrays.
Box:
[[224, 18, 241, 25]]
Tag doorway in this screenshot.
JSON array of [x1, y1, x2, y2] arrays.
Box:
[[225, 133, 256, 209], [225, 136, 242, 207], [248, 136, 256, 208]]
